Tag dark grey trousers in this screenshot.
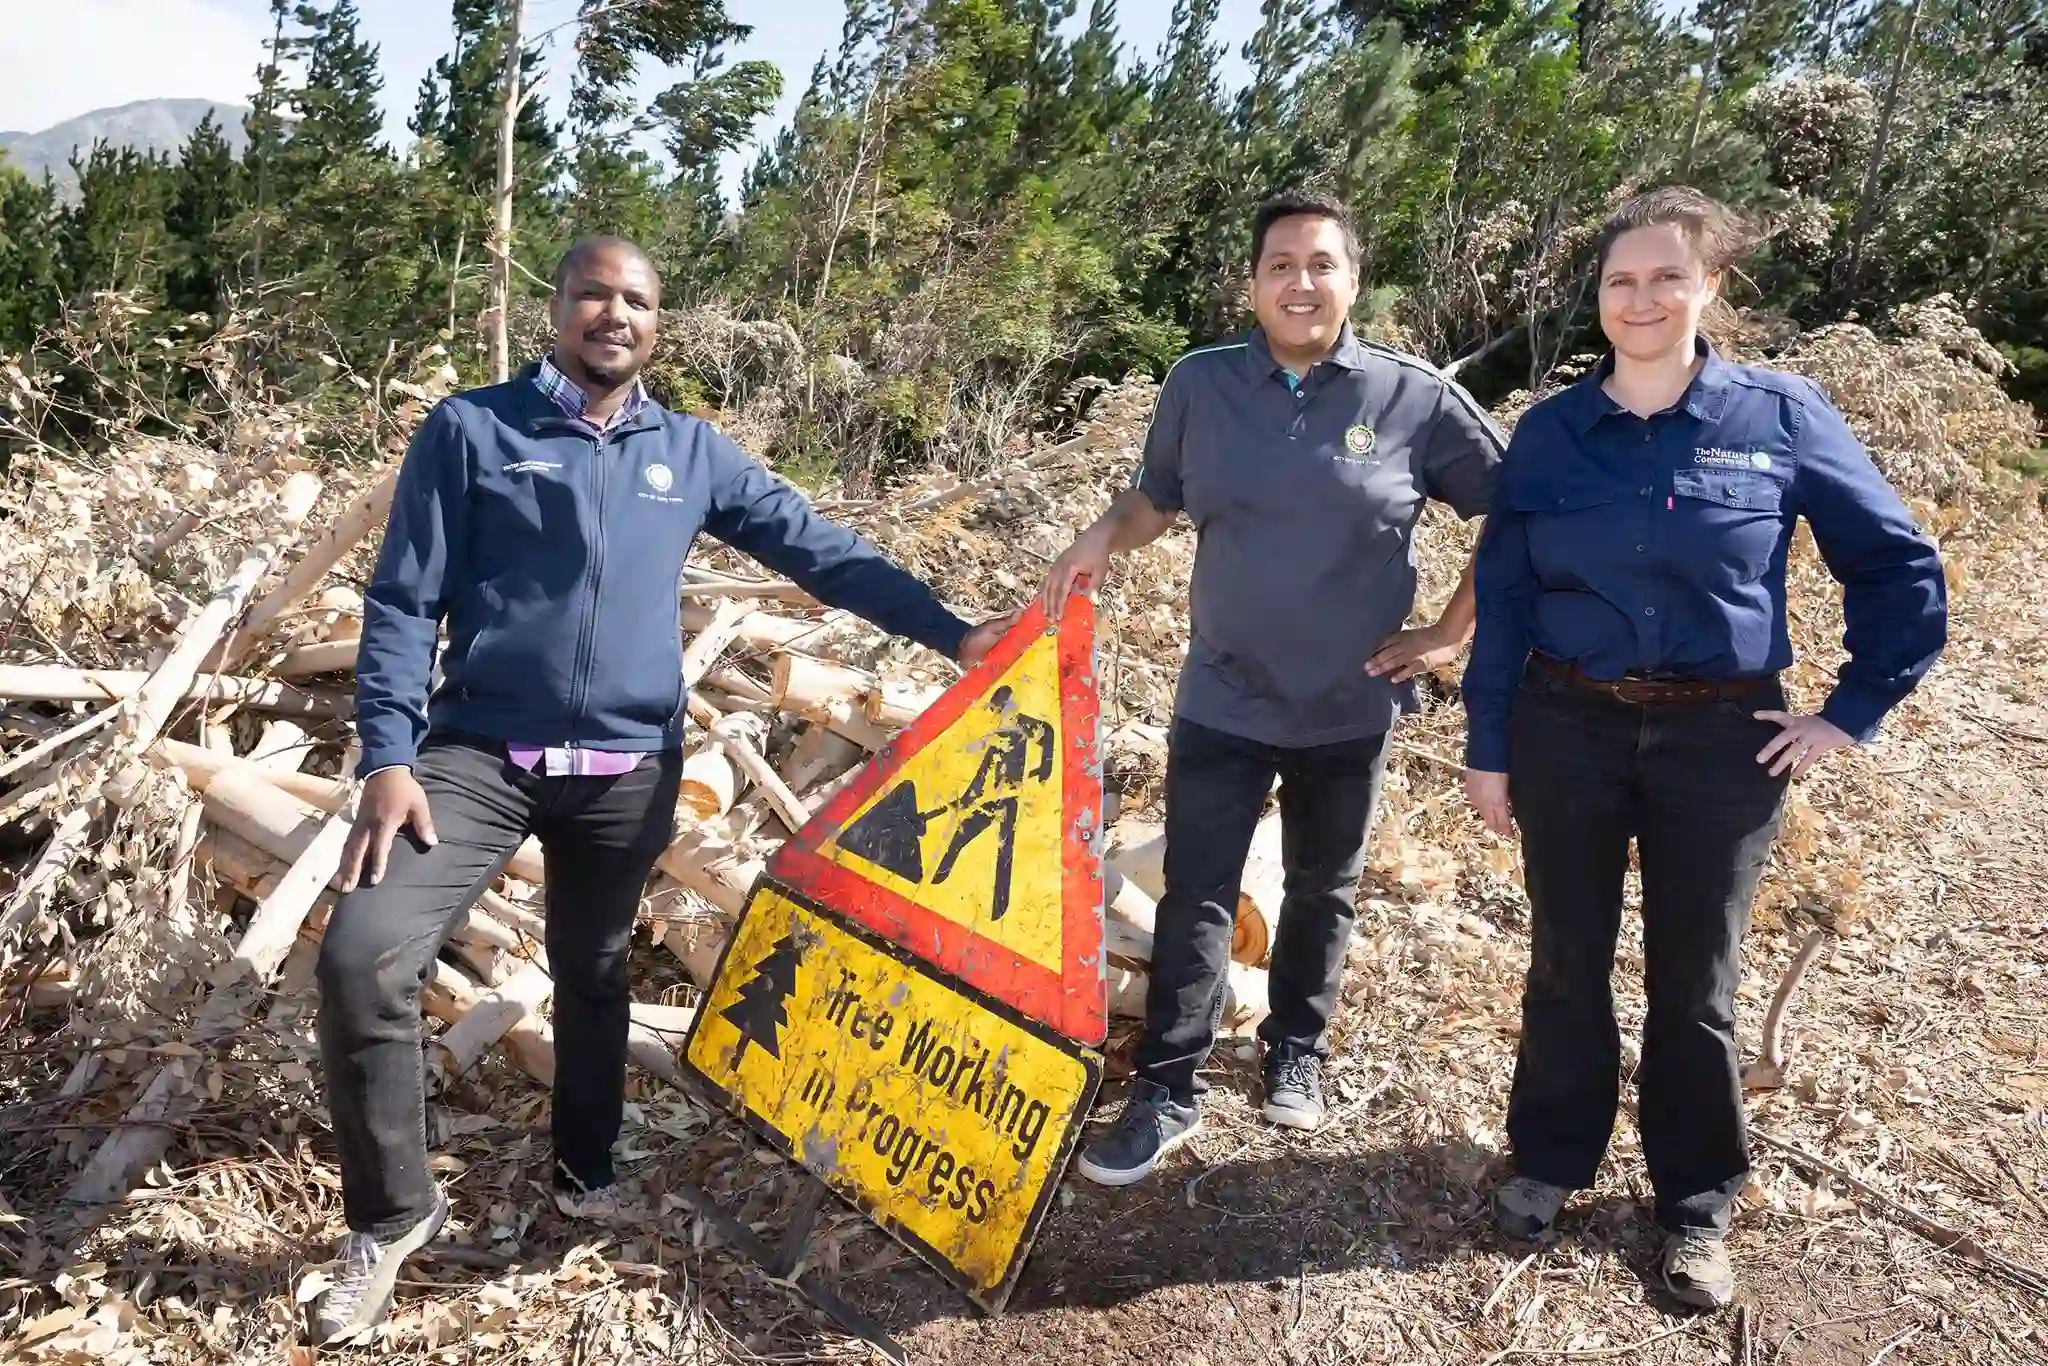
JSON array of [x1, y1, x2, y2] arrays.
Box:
[[1135, 718, 1390, 1106], [1505, 669, 1790, 1234], [315, 734, 680, 1239]]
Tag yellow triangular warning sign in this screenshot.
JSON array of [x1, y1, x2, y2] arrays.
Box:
[[768, 596, 1107, 1043]]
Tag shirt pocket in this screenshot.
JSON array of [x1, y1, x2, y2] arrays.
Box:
[[1510, 483, 1619, 586], [1669, 468, 1787, 582]]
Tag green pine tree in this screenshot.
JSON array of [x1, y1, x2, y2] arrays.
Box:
[[290, 1, 388, 164], [164, 112, 242, 316], [58, 142, 174, 301], [412, 0, 558, 197], [0, 166, 61, 350]]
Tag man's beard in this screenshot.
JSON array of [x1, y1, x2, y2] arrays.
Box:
[[582, 356, 635, 388]]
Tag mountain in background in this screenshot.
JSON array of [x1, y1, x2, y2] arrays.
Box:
[[0, 99, 253, 199]]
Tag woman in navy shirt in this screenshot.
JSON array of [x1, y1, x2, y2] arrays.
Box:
[[1460, 188, 1946, 1310]]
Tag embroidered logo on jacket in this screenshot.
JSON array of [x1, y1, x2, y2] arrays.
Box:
[[1344, 425, 1377, 457], [644, 463, 674, 493], [1694, 447, 1772, 471]]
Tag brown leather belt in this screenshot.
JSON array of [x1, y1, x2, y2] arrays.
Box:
[[1530, 652, 1769, 705]]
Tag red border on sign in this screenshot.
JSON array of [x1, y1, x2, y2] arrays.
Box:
[[768, 594, 1107, 1043]]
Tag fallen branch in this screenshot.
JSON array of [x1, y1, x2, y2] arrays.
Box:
[[1745, 927, 1833, 1091], [680, 600, 756, 695], [0, 666, 348, 716], [223, 467, 397, 663], [66, 805, 355, 1207], [123, 472, 324, 755], [1750, 1127, 2048, 1296], [270, 639, 357, 680], [710, 715, 810, 833], [0, 799, 104, 971]]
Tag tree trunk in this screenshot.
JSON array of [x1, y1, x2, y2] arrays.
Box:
[[1846, 0, 1926, 290], [1680, 14, 1727, 181], [489, 0, 525, 385]]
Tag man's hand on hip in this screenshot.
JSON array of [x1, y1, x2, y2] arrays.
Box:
[[340, 767, 438, 892], [1366, 622, 1465, 683]]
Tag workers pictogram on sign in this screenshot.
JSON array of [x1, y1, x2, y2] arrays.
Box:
[[837, 685, 1055, 921], [768, 596, 1108, 1044]]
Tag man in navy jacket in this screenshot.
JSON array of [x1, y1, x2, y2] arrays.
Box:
[[308, 236, 1011, 1346]]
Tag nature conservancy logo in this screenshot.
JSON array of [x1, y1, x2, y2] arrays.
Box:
[[1694, 447, 1773, 471]]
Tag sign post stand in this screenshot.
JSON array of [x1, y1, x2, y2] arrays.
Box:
[[664, 1172, 908, 1363]]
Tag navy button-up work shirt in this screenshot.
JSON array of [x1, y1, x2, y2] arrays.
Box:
[[1138, 325, 1502, 746], [1461, 342, 1947, 773]]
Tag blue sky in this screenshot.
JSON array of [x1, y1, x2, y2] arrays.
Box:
[[0, 0, 1263, 195]]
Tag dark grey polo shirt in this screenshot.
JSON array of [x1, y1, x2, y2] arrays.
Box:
[[1135, 325, 1503, 747]]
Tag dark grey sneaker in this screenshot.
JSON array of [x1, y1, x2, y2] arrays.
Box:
[[1661, 1230, 1735, 1310], [1262, 1051, 1327, 1130], [305, 1189, 448, 1347], [1492, 1174, 1569, 1240], [1073, 1080, 1201, 1187]]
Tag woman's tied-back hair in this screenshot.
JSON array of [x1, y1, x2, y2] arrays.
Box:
[[1593, 186, 1761, 347]]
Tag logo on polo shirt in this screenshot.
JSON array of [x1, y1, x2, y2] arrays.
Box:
[[1344, 424, 1377, 457], [644, 463, 674, 493]]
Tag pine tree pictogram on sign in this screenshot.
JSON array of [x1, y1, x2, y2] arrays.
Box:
[[720, 929, 804, 1065], [768, 597, 1108, 1044]]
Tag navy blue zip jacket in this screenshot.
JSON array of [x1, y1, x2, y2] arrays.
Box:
[[354, 366, 971, 777], [1462, 342, 1947, 774]]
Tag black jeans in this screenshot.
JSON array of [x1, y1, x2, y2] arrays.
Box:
[[1505, 668, 1790, 1234], [316, 734, 681, 1239], [1135, 718, 1390, 1106]]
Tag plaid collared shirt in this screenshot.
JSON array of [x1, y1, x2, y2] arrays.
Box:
[[532, 355, 648, 436]]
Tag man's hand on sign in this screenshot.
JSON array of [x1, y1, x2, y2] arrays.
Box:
[[1365, 621, 1465, 683], [959, 610, 1021, 668], [1040, 527, 1112, 617], [339, 767, 438, 891]]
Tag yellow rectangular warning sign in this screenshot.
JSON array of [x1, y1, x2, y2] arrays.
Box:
[[683, 880, 1101, 1310]]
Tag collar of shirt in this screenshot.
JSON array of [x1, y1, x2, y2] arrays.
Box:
[[533, 354, 648, 435], [1246, 322, 1369, 388], [1556, 335, 1738, 435]]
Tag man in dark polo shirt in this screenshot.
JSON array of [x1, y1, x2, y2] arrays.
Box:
[[1042, 191, 1503, 1185]]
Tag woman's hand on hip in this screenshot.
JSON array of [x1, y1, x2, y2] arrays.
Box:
[[1754, 711, 1854, 778], [1464, 768, 1514, 837]]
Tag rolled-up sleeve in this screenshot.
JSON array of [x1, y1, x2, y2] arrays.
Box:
[[1420, 376, 1506, 519], [1131, 368, 1189, 514], [1790, 382, 1948, 740], [1459, 418, 1544, 773]]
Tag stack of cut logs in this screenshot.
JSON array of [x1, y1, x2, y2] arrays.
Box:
[[1, 426, 1284, 1212]]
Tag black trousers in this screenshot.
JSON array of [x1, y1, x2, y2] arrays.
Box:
[[316, 734, 681, 1239], [1505, 669, 1790, 1234], [1135, 718, 1390, 1106]]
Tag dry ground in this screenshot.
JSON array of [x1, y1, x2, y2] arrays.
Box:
[[6, 508, 2046, 1366]]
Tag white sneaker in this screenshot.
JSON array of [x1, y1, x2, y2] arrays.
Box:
[[553, 1183, 623, 1221], [306, 1190, 447, 1347]]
